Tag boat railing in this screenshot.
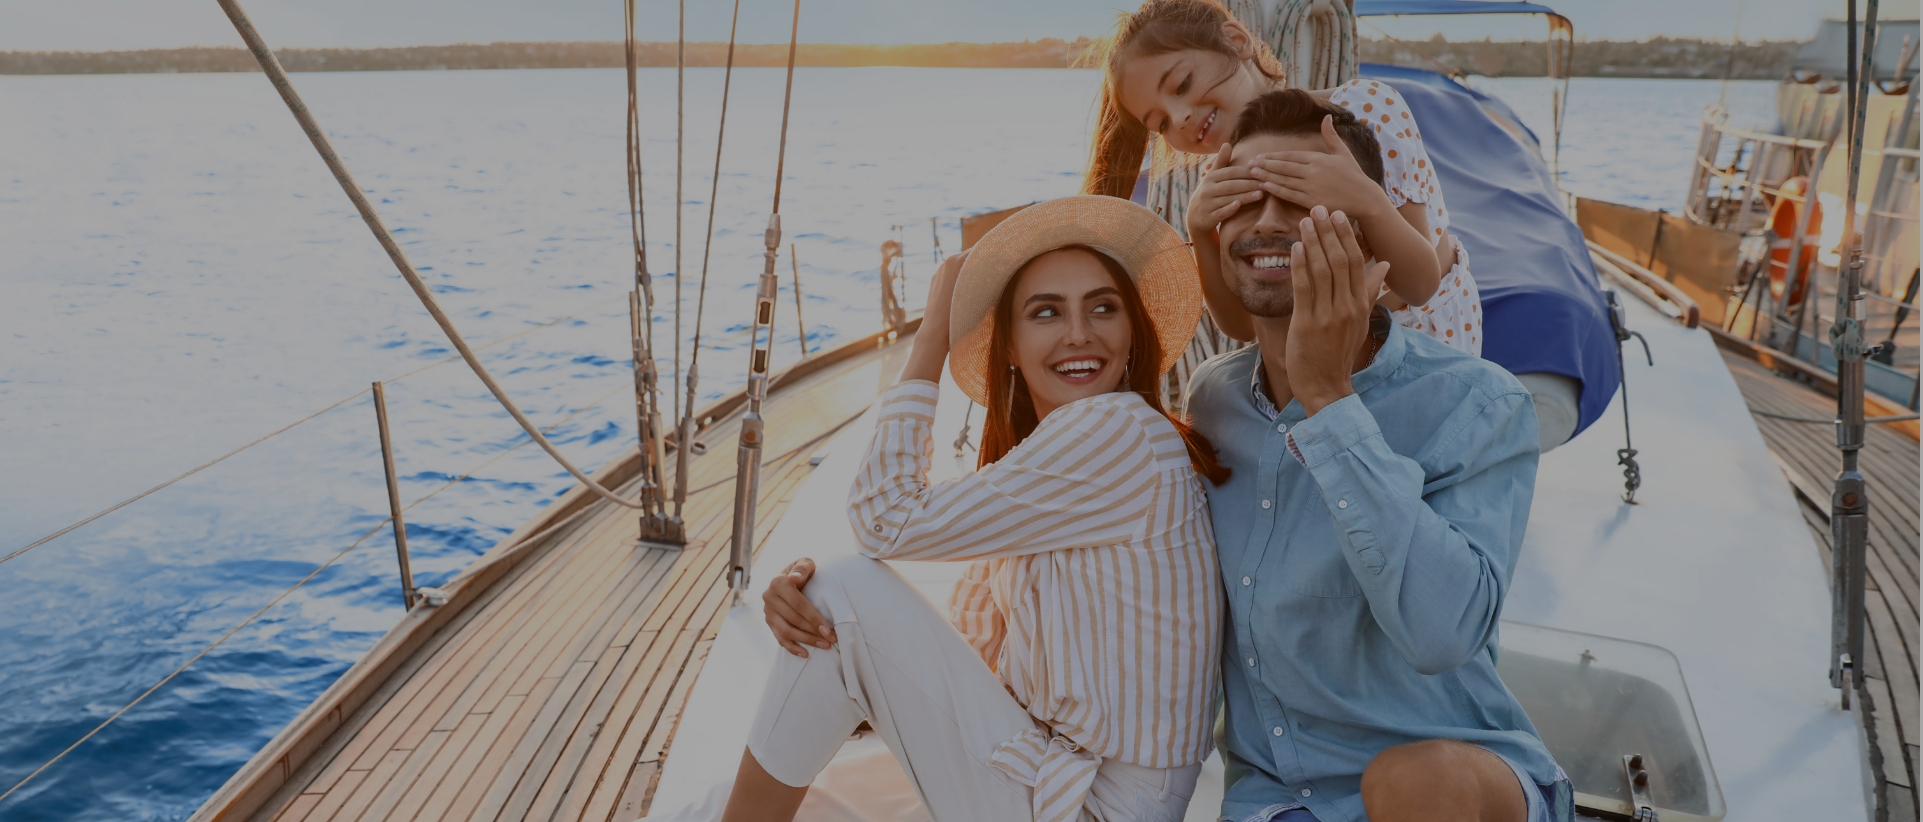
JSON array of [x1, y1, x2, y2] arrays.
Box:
[[1688, 90, 1921, 409], [1684, 105, 1833, 235]]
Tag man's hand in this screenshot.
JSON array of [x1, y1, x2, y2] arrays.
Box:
[[1185, 143, 1265, 240], [1247, 115, 1396, 224], [762, 558, 836, 657], [1287, 206, 1391, 416]]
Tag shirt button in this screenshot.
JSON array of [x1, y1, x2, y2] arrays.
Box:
[[1247, 657, 1257, 667], [1241, 576, 1252, 586], [1300, 788, 1312, 797], [1260, 499, 1272, 509], [873, 523, 884, 532], [1276, 423, 1287, 433], [1337, 499, 1349, 509], [1272, 726, 1284, 737]]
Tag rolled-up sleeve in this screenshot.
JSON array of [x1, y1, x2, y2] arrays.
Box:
[[848, 382, 1156, 562], [1287, 390, 1540, 674]]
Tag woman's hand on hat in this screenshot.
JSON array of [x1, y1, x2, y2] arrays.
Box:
[[900, 250, 966, 385], [1187, 143, 1264, 241], [1246, 115, 1394, 224], [764, 557, 836, 657]]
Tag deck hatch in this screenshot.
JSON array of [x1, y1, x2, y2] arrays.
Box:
[[1498, 621, 1726, 822]]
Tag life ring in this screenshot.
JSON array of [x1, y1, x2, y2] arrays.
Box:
[[1767, 176, 1821, 306]]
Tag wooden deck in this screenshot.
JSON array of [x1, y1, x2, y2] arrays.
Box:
[[191, 327, 915, 822], [1723, 351, 1919, 822]]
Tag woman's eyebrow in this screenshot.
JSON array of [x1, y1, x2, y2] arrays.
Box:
[[1082, 286, 1121, 300], [1022, 292, 1065, 307]]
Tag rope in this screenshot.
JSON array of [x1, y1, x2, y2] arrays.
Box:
[[0, 385, 631, 803], [214, 0, 640, 511], [684, 0, 745, 414], [1, 293, 630, 568]]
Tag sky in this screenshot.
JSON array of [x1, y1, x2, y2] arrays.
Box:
[[1, 0, 1900, 52]]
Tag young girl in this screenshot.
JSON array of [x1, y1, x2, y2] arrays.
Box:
[[1084, 0, 1484, 355]]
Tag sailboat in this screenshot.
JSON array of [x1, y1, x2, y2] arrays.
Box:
[[0, 1, 1878, 821]]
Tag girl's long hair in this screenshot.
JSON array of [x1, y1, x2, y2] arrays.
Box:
[[979, 246, 1230, 485], [1080, 0, 1285, 200]]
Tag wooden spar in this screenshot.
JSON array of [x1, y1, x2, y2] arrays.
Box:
[[372, 382, 417, 610], [792, 243, 810, 357]]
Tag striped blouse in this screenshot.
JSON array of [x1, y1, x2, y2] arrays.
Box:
[[849, 380, 1223, 822]]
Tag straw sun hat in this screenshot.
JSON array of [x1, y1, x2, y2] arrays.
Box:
[[949, 195, 1203, 407]]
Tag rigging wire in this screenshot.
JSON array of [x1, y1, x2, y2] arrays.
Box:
[[212, 0, 641, 511], [673, 0, 686, 445], [0, 293, 631, 568], [684, 0, 746, 414], [0, 386, 631, 804]]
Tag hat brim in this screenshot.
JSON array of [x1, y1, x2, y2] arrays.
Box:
[[949, 196, 1203, 407]]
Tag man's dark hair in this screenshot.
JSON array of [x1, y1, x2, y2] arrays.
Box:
[[1229, 89, 1385, 188]]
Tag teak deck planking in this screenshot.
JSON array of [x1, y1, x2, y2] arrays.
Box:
[[193, 326, 914, 822], [1725, 351, 1920, 822]]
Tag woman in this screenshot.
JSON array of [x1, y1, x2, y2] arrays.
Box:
[[1086, 0, 1484, 355], [720, 196, 1227, 822]]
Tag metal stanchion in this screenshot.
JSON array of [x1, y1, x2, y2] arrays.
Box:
[[1828, 0, 1877, 710], [729, 215, 781, 595], [371, 382, 417, 609]]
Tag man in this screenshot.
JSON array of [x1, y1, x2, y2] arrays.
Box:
[[1184, 90, 1571, 822]]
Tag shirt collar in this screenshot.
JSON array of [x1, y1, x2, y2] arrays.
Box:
[[1248, 308, 1401, 421]]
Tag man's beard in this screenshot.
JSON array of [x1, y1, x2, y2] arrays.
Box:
[[1224, 235, 1296, 318]]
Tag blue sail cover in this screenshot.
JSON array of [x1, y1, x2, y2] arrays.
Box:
[[1354, 0, 1560, 15], [1358, 63, 1619, 436]]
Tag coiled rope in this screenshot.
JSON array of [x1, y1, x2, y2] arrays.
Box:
[[214, 0, 641, 510]]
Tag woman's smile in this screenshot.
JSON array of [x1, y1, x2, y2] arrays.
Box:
[[1048, 356, 1110, 385]]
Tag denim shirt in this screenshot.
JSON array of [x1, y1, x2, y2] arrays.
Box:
[[1186, 324, 1554, 822]]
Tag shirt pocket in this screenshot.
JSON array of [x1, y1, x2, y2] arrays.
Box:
[[1280, 542, 1362, 598]]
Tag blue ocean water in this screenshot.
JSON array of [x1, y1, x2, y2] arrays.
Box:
[[0, 68, 1775, 820]]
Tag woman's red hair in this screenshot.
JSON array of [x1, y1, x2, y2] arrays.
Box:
[[978, 246, 1229, 485]]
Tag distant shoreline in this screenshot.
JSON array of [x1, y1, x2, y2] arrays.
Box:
[[2, 38, 1804, 79]]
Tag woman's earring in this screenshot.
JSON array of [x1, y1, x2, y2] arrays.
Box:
[[1120, 355, 1133, 386]]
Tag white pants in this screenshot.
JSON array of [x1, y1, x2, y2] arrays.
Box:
[[747, 556, 1200, 822]]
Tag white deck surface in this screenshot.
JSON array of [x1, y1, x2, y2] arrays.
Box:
[[644, 293, 1866, 821]]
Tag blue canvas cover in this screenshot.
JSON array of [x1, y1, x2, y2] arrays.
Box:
[[1358, 62, 1619, 436]]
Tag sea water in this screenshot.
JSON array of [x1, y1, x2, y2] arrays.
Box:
[[0, 68, 1775, 820]]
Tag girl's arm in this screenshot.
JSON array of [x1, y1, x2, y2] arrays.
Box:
[[1246, 115, 1441, 308]]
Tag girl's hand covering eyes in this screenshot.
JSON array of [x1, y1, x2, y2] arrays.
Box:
[[1244, 115, 1395, 224], [1185, 143, 1266, 241]]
